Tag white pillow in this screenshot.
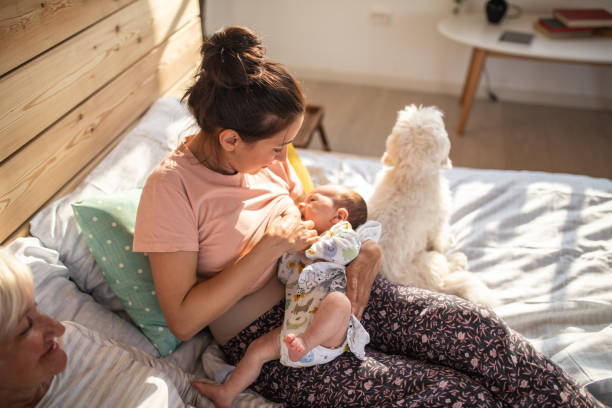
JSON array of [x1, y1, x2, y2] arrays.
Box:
[[30, 98, 197, 308], [8, 237, 156, 353], [37, 321, 206, 407], [8, 235, 213, 372]]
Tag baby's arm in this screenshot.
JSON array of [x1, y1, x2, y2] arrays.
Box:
[[305, 221, 361, 265]]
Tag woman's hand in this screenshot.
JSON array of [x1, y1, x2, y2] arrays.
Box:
[[345, 240, 383, 319], [265, 207, 318, 254]]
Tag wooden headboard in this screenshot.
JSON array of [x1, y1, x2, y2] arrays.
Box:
[[0, 0, 203, 244]]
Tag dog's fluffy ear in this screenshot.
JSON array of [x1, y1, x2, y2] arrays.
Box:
[[382, 152, 393, 166]]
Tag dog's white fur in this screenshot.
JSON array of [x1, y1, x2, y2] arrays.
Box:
[[368, 105, 494, 305]]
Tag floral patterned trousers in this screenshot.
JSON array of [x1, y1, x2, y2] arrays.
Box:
[[221, 278, 596, 407]]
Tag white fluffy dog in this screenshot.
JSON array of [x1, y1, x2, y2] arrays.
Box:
[[368, 105, 494, 305]]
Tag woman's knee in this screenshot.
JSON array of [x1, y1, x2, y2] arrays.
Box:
[[366, 278, 500, 323], [362, 279, 506, 348]]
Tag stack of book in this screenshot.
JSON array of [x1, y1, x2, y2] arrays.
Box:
[[534, 8, 612, 39]]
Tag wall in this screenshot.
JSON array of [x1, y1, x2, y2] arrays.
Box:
[[205, 0, 612, 110]]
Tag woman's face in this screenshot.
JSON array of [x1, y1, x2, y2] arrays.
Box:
[[233, 115, 304, 175], [0, 300, 66, 390]]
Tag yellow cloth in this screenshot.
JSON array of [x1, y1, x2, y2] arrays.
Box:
[[287, 143, 314, 193]]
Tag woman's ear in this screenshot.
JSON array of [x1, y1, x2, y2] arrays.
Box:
[[218, 129, 241, 152], [334, 208, 349, 222]]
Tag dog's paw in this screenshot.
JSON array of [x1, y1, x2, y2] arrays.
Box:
[[430, 232, 454, 253], [447, 251, 468, 272]]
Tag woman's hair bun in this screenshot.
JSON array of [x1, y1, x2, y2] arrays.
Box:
[[184, 25, 304, 141], [202, 26, 266, 89]]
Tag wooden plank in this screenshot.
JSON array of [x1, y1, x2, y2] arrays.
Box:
[[0, 65, 198, 246], [0, 116, 137, 247], [0, 0, 135, 76], [0, 0, 199, 163], [0, 18, 202, 243], [164, 66, 198, 99], [2, 223, 30, 246], [0, 60, 198, 246]]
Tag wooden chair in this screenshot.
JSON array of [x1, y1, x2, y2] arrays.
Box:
[[292, 105, 331, 151]]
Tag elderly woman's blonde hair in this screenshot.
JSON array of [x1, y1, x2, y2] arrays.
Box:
[[0, 250, 34, 341]]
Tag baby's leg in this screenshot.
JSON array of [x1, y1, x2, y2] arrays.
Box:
[[286, 291, 351, 362], [194, 326, 281, 408]]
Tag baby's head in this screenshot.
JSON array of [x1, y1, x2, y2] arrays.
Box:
[[298, 185, 367, 234]]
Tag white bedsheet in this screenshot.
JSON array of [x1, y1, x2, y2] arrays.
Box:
[[299, 149, 612, 386], [10, 97, 611, 406]]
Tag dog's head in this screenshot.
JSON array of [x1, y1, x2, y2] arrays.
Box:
[[382, 105, 451, 176]]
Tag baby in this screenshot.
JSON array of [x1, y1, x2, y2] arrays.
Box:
[[197, 185, 381, 408]]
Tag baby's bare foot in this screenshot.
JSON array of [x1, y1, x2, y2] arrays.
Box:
[[285, 333, 308, 362], [192, 381, 233, 408]]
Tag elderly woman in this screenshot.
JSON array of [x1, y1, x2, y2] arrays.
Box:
[[0, 250, 66, 407], [0, 250, 207, 407]]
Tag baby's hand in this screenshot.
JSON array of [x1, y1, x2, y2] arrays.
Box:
[[289, 220, 319, 252], [266, 211, 318, 253]]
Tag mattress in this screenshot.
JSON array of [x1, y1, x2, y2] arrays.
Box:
[[7, 97, 611, 406]]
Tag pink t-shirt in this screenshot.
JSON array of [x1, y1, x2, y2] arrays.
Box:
[[133, 137, 303, 285]]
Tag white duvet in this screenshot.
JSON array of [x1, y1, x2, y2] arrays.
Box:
[[299, 149, 612, 387], [7, 97, 611, 406]]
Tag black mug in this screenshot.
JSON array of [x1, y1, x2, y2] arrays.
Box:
[[486, 0, 508, 24]]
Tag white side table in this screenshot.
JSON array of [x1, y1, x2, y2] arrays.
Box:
[[438, 13, 612, 135]]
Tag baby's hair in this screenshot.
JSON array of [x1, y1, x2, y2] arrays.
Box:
[[183, 26, 305, 143], [336, 188, 367, 229]]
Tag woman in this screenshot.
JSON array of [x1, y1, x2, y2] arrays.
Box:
[[0, 250, 204, 407], [0, 251, 66, 407], [133, 26, 596, 407]]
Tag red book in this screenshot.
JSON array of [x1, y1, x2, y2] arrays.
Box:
[[538, 18, 593, 33], [534, 18, 593, 38], [553, 8, 612, 28]]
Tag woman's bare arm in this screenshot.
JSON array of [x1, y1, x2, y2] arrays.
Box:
[[150, 213, 317, 341], [150, 244, 276, 341], [345, 240, 383, 319]]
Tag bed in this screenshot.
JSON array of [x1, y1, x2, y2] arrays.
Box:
[[1, 1, 611, 407]]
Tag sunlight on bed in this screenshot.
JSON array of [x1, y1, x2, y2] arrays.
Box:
[[6, 98, 610, 405]]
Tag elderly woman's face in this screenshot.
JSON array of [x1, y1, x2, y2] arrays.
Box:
[[0, 299, 66, 389]]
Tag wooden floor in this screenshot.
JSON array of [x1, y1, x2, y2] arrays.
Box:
[[300, 79, 612, 179]]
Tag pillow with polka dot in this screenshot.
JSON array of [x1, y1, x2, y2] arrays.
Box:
[[71, 189, 181, 356]]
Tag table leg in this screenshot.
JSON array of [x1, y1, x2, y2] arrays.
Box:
[[457, 47, 486, 135], [460, 48, 478, 105]]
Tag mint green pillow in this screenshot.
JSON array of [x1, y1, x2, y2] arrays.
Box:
[[71, 189, 181, 356]]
